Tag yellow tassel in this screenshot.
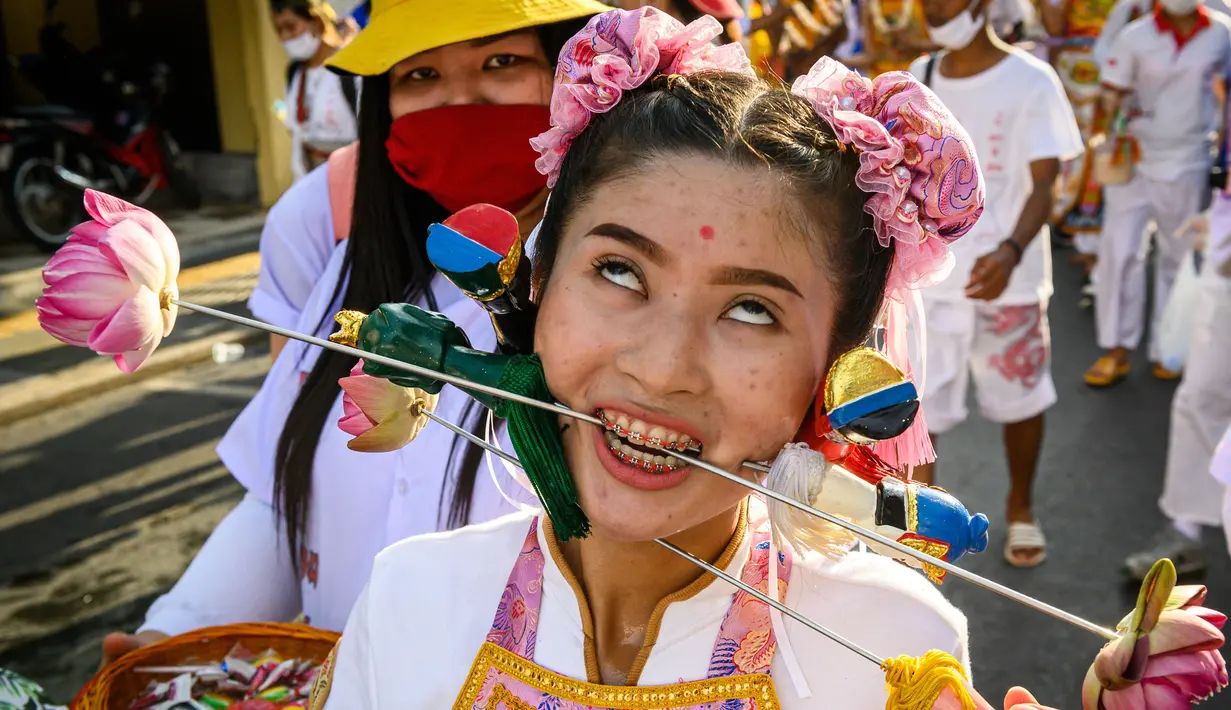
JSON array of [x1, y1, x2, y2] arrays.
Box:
[[881, 651, 975, 710]]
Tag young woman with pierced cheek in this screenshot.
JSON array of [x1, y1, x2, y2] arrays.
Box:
[[315, 6, 994, 699], [534, 159, 837, 683], [96, 0, 608, 668]]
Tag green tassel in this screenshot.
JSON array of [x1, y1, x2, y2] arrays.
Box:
[[493, 355, 590, 541]]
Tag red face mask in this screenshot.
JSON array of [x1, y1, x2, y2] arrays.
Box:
[[385, 103, 550, 214]]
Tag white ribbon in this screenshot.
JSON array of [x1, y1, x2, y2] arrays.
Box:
[[483, 410, 542, 515]]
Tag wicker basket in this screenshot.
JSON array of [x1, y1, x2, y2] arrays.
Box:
[[72, 623, 339, 710]]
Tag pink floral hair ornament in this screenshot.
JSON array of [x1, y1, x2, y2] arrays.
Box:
[[791, 58, 984, 297], [530, 7, 754, 187]]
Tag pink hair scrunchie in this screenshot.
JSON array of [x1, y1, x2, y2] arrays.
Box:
[[529, 7, 754, 187], [791, 59, 984, 298]]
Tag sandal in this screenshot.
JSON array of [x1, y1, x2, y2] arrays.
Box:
[[1151, 363, 1182, 381], [1084, 355, 1130, 388], [1005, 520, 1047, 568]]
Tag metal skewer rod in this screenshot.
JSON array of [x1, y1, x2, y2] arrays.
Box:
[[173, 299, 1117, 641], [172, 300, 600, 426], [423, 401, 1118, 644], [414, 406, 885, 665], [420, 407, 522, 469], [661, 449, 1119, 641], [654, 538, 884, 665]]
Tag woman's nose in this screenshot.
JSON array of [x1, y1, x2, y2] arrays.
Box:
[[440, 76, 487, 107], [614, 303, 711, 397]]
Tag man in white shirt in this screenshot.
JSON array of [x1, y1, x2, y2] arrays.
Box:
[[1094, 0, 1231, 68], [1085, 0, 1231, 387], [910, 0, 1083, 568], [1125, 188, 1231, 580]]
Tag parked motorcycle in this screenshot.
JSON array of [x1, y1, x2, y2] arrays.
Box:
[[1, 0, 200, 251]]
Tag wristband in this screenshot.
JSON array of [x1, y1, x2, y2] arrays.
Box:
[[1000, 239, 1024, 265]]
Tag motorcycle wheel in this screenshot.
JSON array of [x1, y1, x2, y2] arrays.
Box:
[[157, 131, 201, 210], [2, 146, 85, 252]]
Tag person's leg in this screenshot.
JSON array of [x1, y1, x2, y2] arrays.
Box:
[[1088, 178, 1152, 384], [972, 301, 1058, 567], [914, 299, 975, 486], [1146, 171, 1207, 370], [1125, 271, 1231, 578]]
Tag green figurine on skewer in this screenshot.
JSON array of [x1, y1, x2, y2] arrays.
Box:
[[331, 303, 590, 541]]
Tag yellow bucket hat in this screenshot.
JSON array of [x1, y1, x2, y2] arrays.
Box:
[[328, 0, 612, 76]]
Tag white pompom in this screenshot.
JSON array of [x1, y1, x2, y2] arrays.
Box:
[[766, 444, 858, 560]]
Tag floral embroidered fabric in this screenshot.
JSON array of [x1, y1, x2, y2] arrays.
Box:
[[454, 514, 791, 709]]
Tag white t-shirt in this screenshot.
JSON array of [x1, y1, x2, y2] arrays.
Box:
[[140, 170, 535, 636], [1101, 9, 1231, 181], [322, 510, 970, 710], [286, 65, 359, 182], [910, 49, 1084, 305]]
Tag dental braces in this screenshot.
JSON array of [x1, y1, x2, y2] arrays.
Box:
[[596, 409, 698, 453], [608, 445, 681, 473]]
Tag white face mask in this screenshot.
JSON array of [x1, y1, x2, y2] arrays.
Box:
[[1159, 0, 1200, 14], [282, 31, 321, 61], [927, 1, 985, 50]]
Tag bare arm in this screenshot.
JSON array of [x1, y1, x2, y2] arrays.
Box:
[[966, 158, 1060, 300], [1008, 158, 1061, 252], [1038, 0, 1068, 37], [271, 334, 289, 360]]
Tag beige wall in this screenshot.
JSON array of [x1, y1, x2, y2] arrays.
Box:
[[205, 0, 292, 206]]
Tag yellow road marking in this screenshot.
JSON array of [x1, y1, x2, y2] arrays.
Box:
[[0, 251, 261, 340]]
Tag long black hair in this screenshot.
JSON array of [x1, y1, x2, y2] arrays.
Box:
[[272, 18, 591, 566]]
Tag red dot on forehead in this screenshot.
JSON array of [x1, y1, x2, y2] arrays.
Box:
[[700, 225, 715, 240]]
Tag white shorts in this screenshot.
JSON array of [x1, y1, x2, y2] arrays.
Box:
[[922, 299, 1057, 434]]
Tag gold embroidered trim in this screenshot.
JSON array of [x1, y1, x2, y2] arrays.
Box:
[[488, 684, 536, 710], [307, 641, 338, 710], [452, 642, 781, 710], [906, 483, 919, 533]]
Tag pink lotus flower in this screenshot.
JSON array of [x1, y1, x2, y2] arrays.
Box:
[[36, 190, 180, 373], [1083, 559, 1228, 710], [338, 361, 438, 452]]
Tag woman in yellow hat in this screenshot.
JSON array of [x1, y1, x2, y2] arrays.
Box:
[[96, 0, 608, 666]]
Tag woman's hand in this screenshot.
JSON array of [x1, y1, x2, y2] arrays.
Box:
[[99, 630, 168, 669], [1003, 686, 1058, 709], [933, 685, 1058, 710]]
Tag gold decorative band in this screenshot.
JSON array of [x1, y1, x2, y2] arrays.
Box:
[[453, 643, 781, 709]]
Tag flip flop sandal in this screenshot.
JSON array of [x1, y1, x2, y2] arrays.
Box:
[[1005, 520, 1047, 568], [1084, 355, 1130, 388], [1151, 363, 1183, 381]]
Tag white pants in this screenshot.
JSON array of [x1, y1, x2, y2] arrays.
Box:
[[922, 299, 1057, 434], [1161, 269, 1231, 527], [1075, 231, 1099, 255], [1095, 171, 1207, 361]]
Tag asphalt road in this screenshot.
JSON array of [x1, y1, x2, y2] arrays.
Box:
[[1, 254, 1229, 707]]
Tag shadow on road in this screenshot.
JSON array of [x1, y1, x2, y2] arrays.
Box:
[[0, 352, 269, 701]]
